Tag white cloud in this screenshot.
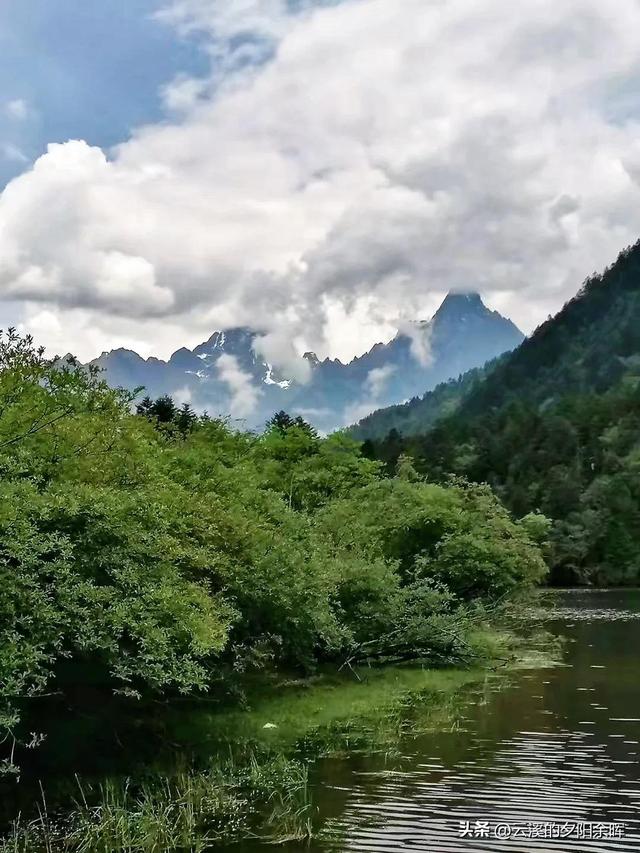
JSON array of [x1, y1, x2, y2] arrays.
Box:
[[161, 74, 210, 113], [3, 0, 640, 366], [397, 321, 432, 368], [172, 385, 193, 405], [343, 363, 396, 424], [155, 0, 291, 39], [5, 98, 29, 121], [253, 328, 311, 383], [216, 352, 262, 418], [366, 364, 396, 398]]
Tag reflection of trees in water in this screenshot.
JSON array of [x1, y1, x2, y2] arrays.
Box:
[[309, 592, 640, 853]]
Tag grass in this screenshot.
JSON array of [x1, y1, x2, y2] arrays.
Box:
[[2, 754, 313, 852], [1, 626, 557, 852], [169, 660, 500, 758]]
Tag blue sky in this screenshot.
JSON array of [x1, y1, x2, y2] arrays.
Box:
[[0, 0, 208, 186]]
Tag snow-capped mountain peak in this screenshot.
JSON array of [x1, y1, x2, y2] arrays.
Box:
[[90, 293, 523, 431]]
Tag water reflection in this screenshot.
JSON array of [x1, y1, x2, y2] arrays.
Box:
[[306, 590, 640, 852]]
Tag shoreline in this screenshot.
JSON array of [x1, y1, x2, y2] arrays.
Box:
[[1, 625, 559, 852]]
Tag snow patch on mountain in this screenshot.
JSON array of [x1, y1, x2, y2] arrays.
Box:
[[90, 292, 524, 431]]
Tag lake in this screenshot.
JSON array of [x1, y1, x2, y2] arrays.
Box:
[[4, 589, 639, 851], [233, 589, 640, 852]]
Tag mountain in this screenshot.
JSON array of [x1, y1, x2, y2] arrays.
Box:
[[91, 291, 523, 432], [361, 240, 640, 586], [349, 360, 497, 441]]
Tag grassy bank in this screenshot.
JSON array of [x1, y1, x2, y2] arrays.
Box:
[[4, 755, 313, 852], [2, 622, 562, 852], [2, 655, 510, 853]]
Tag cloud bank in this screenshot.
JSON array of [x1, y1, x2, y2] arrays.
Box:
[[3, 0, 640, 367], [216, 352, 262, 418]]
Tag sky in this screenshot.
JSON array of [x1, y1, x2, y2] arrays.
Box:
[[2, 0, 640, 371]]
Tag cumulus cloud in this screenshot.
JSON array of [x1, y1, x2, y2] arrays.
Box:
[[161, 74, 210, 113], [3, 0, 640, 366], [155, 0, 294, 72], [216, 352, 262, 418]]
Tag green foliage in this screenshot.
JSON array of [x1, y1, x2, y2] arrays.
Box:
[[0, 333, 233, 772], [136, 395, 199, 437], [350, 360, 497, 441], [0, 335, 544, 771], [318, 477, 546, 603], [3, 753, 313, 851], [256, 424, 382, 512], [363, 240, 640, 586]]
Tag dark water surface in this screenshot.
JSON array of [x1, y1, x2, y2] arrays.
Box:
[[252, 590, 640, 852]]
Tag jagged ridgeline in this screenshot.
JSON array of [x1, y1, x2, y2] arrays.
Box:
[[359, 240, 640, 586], [89, 293, 523, 433]]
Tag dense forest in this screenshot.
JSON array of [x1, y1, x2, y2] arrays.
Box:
[[0, 327, 547, 845], [360, 241, 640, 586]]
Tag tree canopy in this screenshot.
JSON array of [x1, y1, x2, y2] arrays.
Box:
[[0, 332, 546, 773], [360, 240, 640, 585]]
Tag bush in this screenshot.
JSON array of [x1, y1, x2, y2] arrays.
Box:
[[0, 332, 546, 768]]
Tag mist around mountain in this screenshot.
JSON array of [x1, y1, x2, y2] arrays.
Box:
[[349, 361, 496, 441], [361, 240, 640, 586], [91, 292, 523, 432]]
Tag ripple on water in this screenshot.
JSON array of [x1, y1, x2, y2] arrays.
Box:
[[313, 591, 640, 852]]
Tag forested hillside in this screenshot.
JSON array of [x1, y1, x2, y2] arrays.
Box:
[[363, 241, 640, 586], [350, 361, 496, 441]]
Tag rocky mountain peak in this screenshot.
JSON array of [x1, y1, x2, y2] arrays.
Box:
[[88, 292, 523, 432], [432, 291, 486, 321]]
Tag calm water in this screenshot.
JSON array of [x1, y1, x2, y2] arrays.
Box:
[[249, 589, 640, 852], [6, 589, 638, 850]]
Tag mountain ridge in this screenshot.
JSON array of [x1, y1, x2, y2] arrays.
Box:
[[359, 239, 640, 585], [89, 291, 524, 432]]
